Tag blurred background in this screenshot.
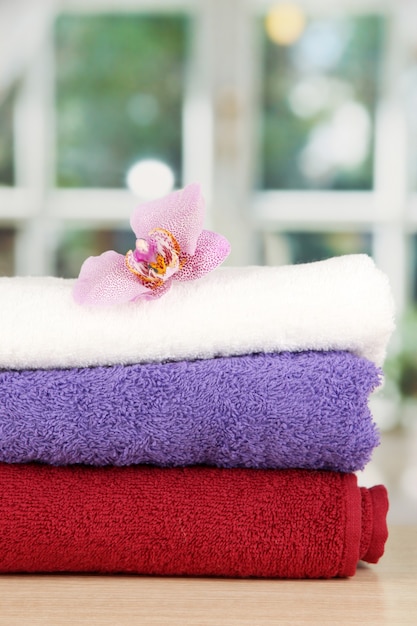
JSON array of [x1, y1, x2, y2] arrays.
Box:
[[0, 0, 416, 523]]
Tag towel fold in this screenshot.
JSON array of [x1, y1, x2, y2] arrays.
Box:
[[0, 255, 394, 370], [0, 463, 388, 577], [0, 351, 381, 471]]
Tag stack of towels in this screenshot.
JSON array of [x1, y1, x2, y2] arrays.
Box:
[[0, 254, 394, 578]]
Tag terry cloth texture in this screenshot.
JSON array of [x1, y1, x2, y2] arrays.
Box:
[[0, 351, 381, 471], [0, 464, 389, 578], [0, 255, 395, 370]]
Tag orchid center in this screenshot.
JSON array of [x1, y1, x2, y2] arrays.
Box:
[[125, 228, 181, 289]]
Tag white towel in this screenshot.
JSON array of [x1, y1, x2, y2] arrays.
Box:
[[0, 254, 395, 370]]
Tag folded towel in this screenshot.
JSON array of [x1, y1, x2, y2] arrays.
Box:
[[0, 255, 394, 370], [0, 351, 381, 472], [0, 463, 388, 577]]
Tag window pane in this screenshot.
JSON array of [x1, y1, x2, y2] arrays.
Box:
[[387, 233, 417, 400], [54, 228, 133, 278], [0, 93, 14, 186], [410, 234, 417, 304], [286, 231, 372, 263], [0, 228, 15, 275], [54, 14, 189, 188], [264, 231, 372, 266], [259, 13, 385, 190]]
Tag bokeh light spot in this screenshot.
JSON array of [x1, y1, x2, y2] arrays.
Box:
[[265, 3, 306, 46], [126, 159, 175, 199]]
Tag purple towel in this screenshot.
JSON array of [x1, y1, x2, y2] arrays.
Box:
[[0, 352, 381, 471]]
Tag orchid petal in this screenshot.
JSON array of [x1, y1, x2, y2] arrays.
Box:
[[73, 251, 150, 306], [143, 280, 172, 300], [130, 183, 204, 255], [175, 229, 231, 282]]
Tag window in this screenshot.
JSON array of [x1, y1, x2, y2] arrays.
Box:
[[263, 231, 372, 266], [0, 228, 15, 275], [54, 226, 132, 278], [55, 13, 189, 189], [0, 93, 14, 186], [259, 14, 385, 191]]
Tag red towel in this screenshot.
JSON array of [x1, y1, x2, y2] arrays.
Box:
[[0, 464, 388, 578]]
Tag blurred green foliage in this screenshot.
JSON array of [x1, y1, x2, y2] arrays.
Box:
[[285, 231, 372, 264], [385, 309, 417, 400], [0, 229, 15, 275], [54, 13, 189, 188], [260, 14, 385, 190], [0, 92, 14, 185], [54, 227, 133, 277]]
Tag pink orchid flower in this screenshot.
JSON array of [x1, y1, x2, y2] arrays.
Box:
[[72, 183, 231, 306]]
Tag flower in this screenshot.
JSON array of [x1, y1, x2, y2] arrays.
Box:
[[72, 183, 231, 306]]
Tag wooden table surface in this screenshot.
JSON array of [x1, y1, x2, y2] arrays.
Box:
[[0, 525, 415, 625]]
